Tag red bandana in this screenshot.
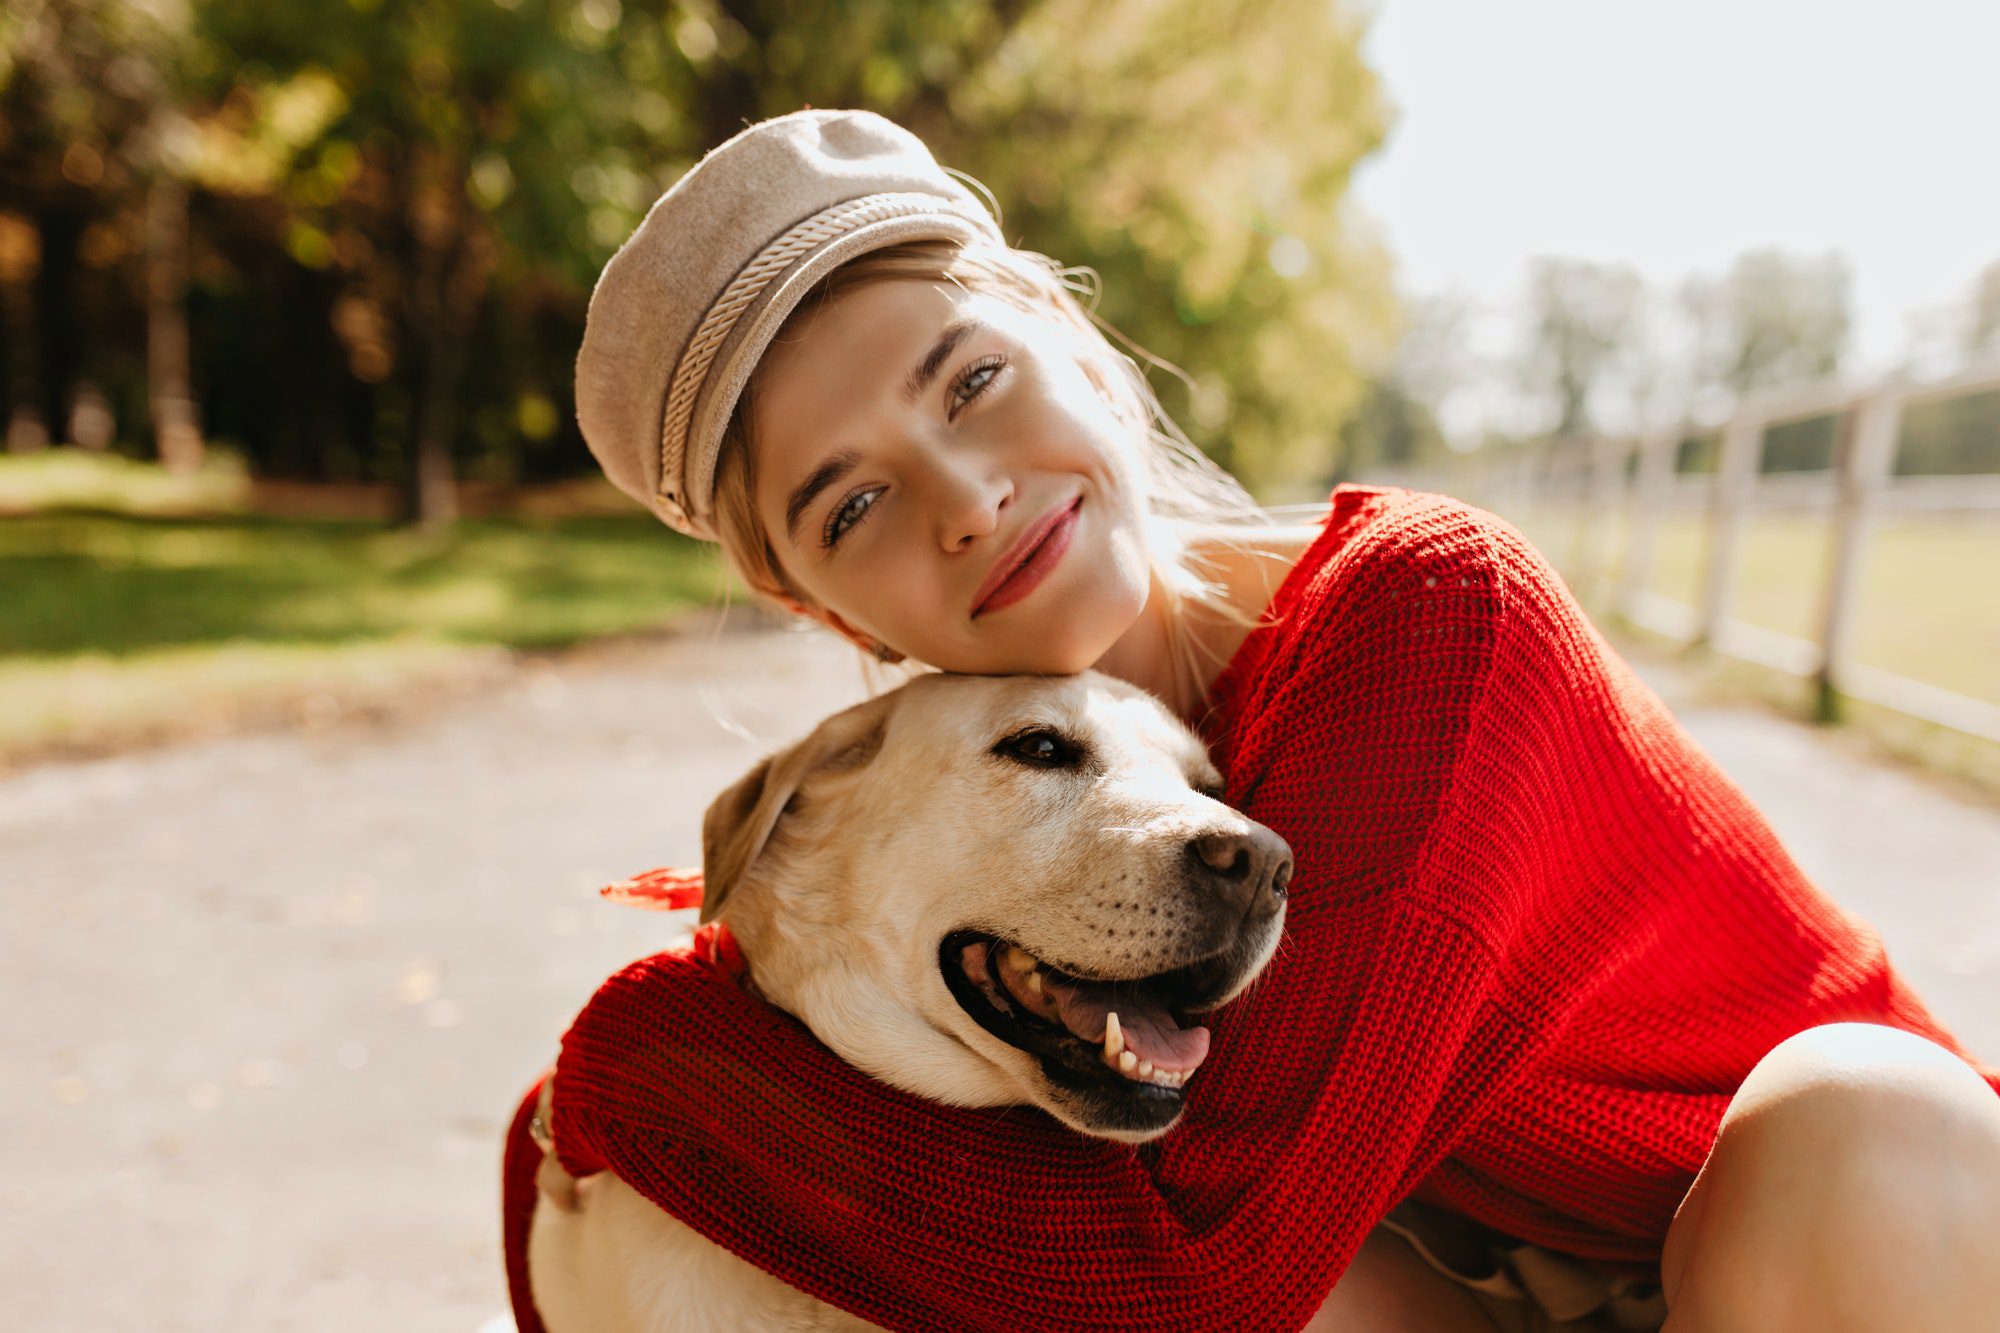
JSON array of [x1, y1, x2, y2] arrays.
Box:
[[599, 866, 746, 981]]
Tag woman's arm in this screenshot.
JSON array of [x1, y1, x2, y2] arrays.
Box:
[[554, 901, 1525, 1331], [546, 499, 1606, 1330], [551, 492, 1753, 1329]]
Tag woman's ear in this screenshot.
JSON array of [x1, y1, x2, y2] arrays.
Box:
[[815, 606, 876, 654], [771, 591, 817, 621], [771, 594, 883, 656]]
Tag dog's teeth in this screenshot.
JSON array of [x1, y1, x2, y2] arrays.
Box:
[[1026, 970, 1043, 996], [1004, 945, 1036, 972], [1095, 1012, 1193, 1088]]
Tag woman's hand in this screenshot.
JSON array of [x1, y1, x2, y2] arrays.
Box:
[[530, 1074, 583, 1213], [1302, 1230, 1502, 1333]]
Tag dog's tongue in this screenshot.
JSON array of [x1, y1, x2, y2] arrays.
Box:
[[1055, 984, 1210, 1072], [983, 943, 1211, 1073]]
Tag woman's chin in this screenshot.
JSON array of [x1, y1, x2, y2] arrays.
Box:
[[936, 639, 1107, 678], [923, 612, 1132, 677]]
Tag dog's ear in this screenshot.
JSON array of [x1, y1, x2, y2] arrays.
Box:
[[699, 694, 891, 924]]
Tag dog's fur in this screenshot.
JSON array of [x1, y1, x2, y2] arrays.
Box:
[[527, 671, 1291, 1332]]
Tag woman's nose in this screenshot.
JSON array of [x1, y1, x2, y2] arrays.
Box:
[[924, 452, 1011, 551]]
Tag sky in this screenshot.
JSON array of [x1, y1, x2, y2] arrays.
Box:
[[1349, 0, 2000, 394]]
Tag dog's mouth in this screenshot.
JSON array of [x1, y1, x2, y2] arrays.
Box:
[[939, 929, 1242, 1111]]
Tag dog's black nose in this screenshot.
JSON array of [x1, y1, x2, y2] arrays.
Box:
[[1187, 826, 1293, 920]]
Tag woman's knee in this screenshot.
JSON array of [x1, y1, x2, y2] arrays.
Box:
[[1729, 1022, 1997, 1130], [1724, 1023, 2000, 1256], [1663, 1023, 2000, 1331]]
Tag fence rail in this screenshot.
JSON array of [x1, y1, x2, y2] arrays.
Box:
[[1450, 357, 2000, 745]]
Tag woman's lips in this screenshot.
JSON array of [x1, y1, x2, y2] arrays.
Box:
[[973, 498, 1081, 618]]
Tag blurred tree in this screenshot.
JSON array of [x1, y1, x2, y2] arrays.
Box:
[[1337, 379, 1443, 480], [941, 0, 1394, 495], [3, 0, 1395, 513], [1966, 259, 2000, 359], [1682, 248, 1851, 399], [0, 212, 43, 452], [1517, 257, 1643, 437], [0, 0, 210, 468], [540, 0, 1395, 495], [1892, 260, 2000, 478], [191, 0, 1050, 524], [1338, 293, 1470, 480], [195, 0, 550, 523]]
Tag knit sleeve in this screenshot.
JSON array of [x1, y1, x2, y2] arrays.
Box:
[[548, 494, 1671, 1330]]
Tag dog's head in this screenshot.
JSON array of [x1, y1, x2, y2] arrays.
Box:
[[700, 671, 1290, 1142]]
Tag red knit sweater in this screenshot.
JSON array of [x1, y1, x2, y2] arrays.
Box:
[[502, 486, 1996, 1332]]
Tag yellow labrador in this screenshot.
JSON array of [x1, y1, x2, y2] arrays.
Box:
[[527, 671, 1291, 1332]]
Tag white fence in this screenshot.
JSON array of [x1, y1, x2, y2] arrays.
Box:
[[1450, 358, 2000, 744]]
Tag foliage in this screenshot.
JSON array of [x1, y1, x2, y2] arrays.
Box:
[[1336, 292, 1473, 478], [1519, 257, 1644, 437], [1336, 378, 1446, 482], [938, 0, 1395, 492], [1967, 261, 2000, 357], [0, 0, 1396, 508], [1682, 248, 1852, 398]]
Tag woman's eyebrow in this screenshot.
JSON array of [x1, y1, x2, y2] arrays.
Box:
[[784, 447, 862, 544], [901, 317, 980, 404], [780, 317, 983, 545]]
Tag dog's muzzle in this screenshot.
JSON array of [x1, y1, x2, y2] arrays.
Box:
[[937, 829, 1289, 1136]]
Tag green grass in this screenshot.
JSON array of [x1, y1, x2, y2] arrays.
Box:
[[0, 508, 726, 756], [0, 446, 254, 516], [1508, 506, 2000, 708]]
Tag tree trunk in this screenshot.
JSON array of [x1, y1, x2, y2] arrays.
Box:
[[146, 174, 203, 472], [400, 258, 460, 528], [31, 207, 82, 449], [396, 181, 493, 529], [0, 213, 48, 452], [386, 148, 445, 528]]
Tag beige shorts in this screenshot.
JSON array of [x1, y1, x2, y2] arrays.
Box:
[[1380, 1201, 1669, 1333]]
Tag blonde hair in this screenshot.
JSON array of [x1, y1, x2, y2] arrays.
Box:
[[711, 237, 1280, 709]]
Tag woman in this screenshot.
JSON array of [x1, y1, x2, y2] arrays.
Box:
[[506, 109, 2000, 1332]]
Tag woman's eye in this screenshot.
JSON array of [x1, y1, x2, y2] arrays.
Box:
[[948, 356, 1005, 418], [822, 486, 882, 550], [995, 728, 1080, 769]]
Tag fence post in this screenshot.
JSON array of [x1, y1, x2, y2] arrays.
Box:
[[1620, 430, 1675, 618], [1525, 437, 1559, 555], [1814, 390, 1904, 722], [1558, 438, 1589, 576], [1574, 434, 1630, 605], [1694, 412, 1764, 646]]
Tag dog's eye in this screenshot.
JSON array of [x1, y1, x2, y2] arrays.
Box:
[[996, 728, 1080, 769], [1194, 782, 1227, 801]]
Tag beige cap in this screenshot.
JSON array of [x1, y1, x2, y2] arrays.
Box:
[[574, 109, 1003, 540]]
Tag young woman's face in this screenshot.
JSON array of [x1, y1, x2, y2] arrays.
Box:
[[747, 278, 1153, 675]]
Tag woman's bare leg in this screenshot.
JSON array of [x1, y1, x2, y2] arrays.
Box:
[[1661, 1023, 2000, 1332], [1304, 1227, 1503, 1332]]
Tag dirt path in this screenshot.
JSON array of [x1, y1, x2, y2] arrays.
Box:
[[3, 616, 1995, 1331]]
